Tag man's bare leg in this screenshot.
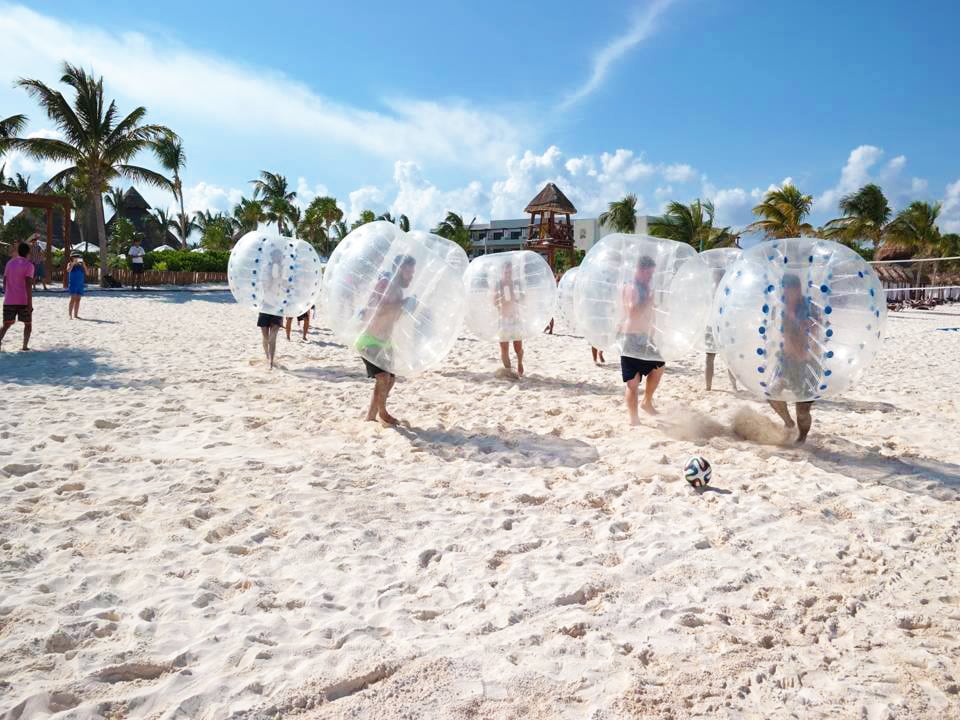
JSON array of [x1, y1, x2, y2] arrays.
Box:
[[499, 342, 512, 371], [544, 318, 553, 334], [377, 374, 401, 426], [21, 322, 31, 351], [705, 353, 716, 390], [301, 314, 310, 340], [727, 370, 738, 391], [795, 401, 813, 444], [261, 327, 271, 364], [768, 400, 795, 428], [365, 376, 384, 421], [284, 317, 293, 341], [267, 326, 279, 368], [625, 375, 641, 426], [0, 321, 12, 351], [641, 366, 663, 415], [514, 340, 524, 376]]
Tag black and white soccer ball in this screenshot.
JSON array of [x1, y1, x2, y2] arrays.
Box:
[[683, 456, 712, 488]]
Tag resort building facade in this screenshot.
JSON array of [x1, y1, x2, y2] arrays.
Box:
[[467, 214, 654, 256]]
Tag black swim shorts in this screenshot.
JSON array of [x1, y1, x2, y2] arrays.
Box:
[[620, 355, 665, 383]]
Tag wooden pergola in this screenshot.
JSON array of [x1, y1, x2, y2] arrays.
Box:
[[0, 191, 72, 287], [523, 182, 576, 271]]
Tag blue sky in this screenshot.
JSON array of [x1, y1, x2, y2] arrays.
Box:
[[2, 0, 959, 234]]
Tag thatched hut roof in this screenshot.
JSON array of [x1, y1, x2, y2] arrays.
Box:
[[524, 183, 577, 215], [874, 264, 913, 284], [875, 240, 916, 262]]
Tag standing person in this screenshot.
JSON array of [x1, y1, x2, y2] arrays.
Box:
[[1, 242, 35, 352], [357, 254, 416, 426], [618, 256, 664, 424], [767, 274, 817, 443], [128, 238, 145, 291], [28, 235, 48, 291], [495, 262, 524, 377], [704, 351, 738, 391], [284, 306, 312, 341], [67, 253, 86, 319], [592, 347, 605, 365]]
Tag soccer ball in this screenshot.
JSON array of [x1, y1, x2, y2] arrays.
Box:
[[683, 456, 712, 487]]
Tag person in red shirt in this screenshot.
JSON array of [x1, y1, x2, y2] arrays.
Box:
[[1, 242, 35, 351]]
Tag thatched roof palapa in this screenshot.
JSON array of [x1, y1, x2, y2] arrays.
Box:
[[524, 183, 577, 215], [875, 241, 916, 262]]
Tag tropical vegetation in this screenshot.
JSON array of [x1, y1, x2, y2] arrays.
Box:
[[649, 199, 738, 251]]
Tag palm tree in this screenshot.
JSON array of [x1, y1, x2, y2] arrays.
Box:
[[104, 186, 126, 219], [151, 207, 176, 243], [746, 184, 815, 238], [173, 212, 195, 247], [884, 201, 943, 292], [193, 209, 220, 236], [432, 211, 472, 252], [250, 170, 297, 234], [0, 114, 27, 156], [52, 176, 89, 250], [648, 199, 733, 251], [153, 136, 188, 249], [298, 204, 328, 255], [232, 197, 265, 238], [822, 183, 891, 248], [599, 194, 638, 233], [330, 220, 349, 245], [350, 209, 377, 231], [2, 172, 30, 192], [15, 63, 174, 283], [376, 211, 411, 232]]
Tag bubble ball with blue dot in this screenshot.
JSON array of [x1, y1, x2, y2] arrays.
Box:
[[713, 238, 886, 402], [699, 247, 743, 353], [228, 228, 323, 318]]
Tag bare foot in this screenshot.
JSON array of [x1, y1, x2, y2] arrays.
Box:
[[629, 415, 641, 426], [378, 411, 400, 426], [641, 401, 658, 415], [20, 347, 31, 352], [517, 360, 524, 376]]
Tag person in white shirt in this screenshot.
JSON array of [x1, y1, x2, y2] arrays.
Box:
[[128, 238, 146, 291]]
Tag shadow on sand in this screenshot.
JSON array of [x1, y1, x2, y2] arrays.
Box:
[[395, 424, 600, 469], [437, 369, 614, 396], [0, 347, 153, 390], [283, 364, 366, 384]]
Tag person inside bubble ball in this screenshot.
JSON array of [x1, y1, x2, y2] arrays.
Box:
[[357, 254, 416, 426], [767, 273, 818, 443], [705, 329, 738, 392], [256, 246, 285, 369], [495, 261, 525, 377], [618, 255, 665, 423]]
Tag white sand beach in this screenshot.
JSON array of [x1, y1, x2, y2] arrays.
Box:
[[1, 290, 959, 719]]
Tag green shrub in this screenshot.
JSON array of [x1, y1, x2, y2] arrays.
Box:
[[142, 249, 228, 272]]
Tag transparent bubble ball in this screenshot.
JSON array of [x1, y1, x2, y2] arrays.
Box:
[[714, 237, 886, 402], [228, 229, 323, 318]]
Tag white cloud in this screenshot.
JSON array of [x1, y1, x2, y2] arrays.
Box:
[[294, 178, 332, 210], [561, 0, 677, 109], [662, 163, 696, 183], [389, 161, 487, 230], [347, 186, 385, 222], [941, 179, 960, 233], [0, 5, 529, 174], [1, 128, 70, 188], [181, 182, 244, 216], [911, 177, 929, 194]]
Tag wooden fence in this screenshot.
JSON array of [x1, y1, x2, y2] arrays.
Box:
[[51, 266, 227, 286]]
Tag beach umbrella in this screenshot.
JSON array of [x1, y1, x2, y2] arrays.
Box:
[[191, 247, 206, 253], [152, 244, 175, 252], [73, 241, 99, 253]]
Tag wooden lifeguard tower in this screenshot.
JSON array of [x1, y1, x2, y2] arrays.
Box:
[[523, 182, 576, 271]]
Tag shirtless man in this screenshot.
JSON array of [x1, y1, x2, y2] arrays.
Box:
[[495, 262, 524, 377], [357, 254, 416, 425], [767, 274, 817, 443], [618, 255, 664, 424]]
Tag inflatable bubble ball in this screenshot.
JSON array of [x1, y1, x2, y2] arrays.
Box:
[[320, 221, 467, 377], [462, 250, 557, 342], [407, 230, 470, 276], [556, 267, 580, 333], [228, 229, 323, 318], [700, 247, 743, 353], [574, 234, 714, 361], [714, 237, 886, 402]]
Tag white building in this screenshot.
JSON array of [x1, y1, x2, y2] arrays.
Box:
[[468, 215, 657, 255]]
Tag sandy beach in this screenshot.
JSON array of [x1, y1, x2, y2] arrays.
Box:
[[1, 290, 959, 719]]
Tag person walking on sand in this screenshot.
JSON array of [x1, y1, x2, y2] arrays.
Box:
[[67, 253, 86, 319], [28, 235, 48, 291], [767, 274, 818, 443], [1, 242, 35, 352], [284, 305, 313, 341], [495, 262, 524, 377], [592, 347, 605, 365], [357, 254, 416, 426], [618, 255, 664, 424], [128, 238, 145, 291]]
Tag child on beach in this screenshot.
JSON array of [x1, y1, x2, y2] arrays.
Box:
[[1, 242, 34, 352], [358, 254, 416, 425], [618, 255, 664, 424], [67, 254, 86, 319], [495, 262, 524, 377]]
